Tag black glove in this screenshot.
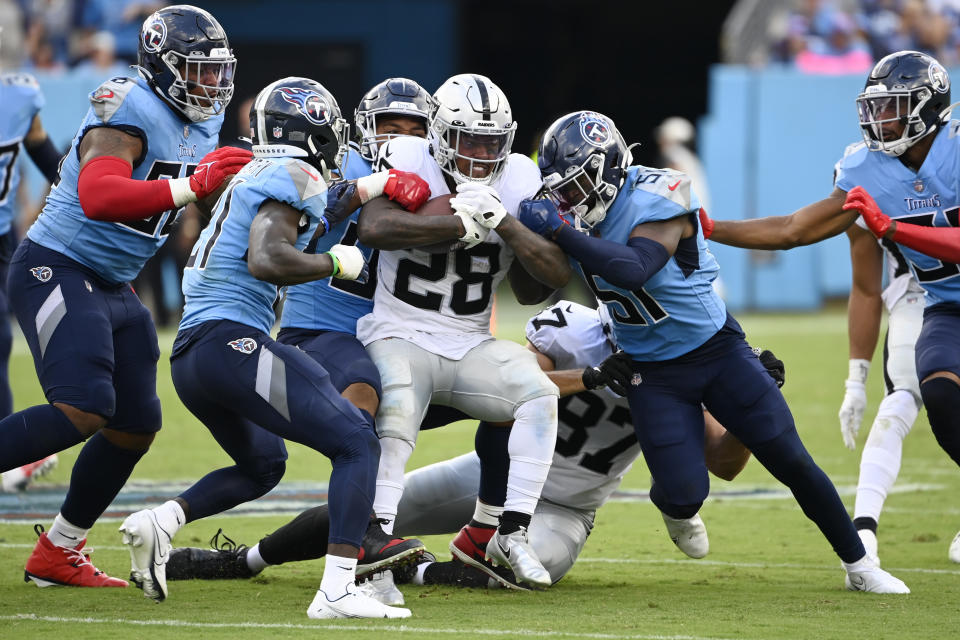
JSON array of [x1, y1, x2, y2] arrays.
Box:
[[321, 180, 359, 229], [755, 348, 785, 388], [582, 350, 633, 396]]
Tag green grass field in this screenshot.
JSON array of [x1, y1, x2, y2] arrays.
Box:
[[2, 302, 959, 640]]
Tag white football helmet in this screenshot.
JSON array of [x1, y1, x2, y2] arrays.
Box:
[[431, 74, 516, 185]]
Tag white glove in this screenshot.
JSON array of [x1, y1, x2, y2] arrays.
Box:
[[326, 244, 368, 281], [451, 182, 507, 229], [453, 210, 490, 249], [839, 358, 870, 450]]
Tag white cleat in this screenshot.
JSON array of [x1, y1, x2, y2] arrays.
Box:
[[119, 509, 173, 602], [307, 586, 411, 619], [662, 512, 709, 559], [357, 570, 404, 606], [949, 529, 960, 564], [1, 454, 59, 492], [844, 557, 910, 594], [857, 529, 880, 567], [484, 527, 551, 588]]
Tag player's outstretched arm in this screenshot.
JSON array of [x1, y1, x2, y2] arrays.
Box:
[[706, 187, 854, 249], [23, 114, 62, 184], [248, 199, 344, 286], [357, 196, 468, 250]]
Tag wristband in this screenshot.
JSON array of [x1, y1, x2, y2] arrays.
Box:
[[168, 176, 198, 207], [356, 170, 390, 204], [325, 250, 341, 276], [847, 358, 870, 385]]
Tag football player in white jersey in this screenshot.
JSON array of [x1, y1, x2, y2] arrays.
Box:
[[839, 219, 925, 565], [355, 74, 570, 587]]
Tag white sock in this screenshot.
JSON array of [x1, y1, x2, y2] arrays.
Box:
[[843, 554, 875, 572], [153, 500, 186, 539], [245, 542, 269, 573], [412, 561, 432, 585], [373, 437, 415, 534], [48, 513, 89, 549], [853, 390, 917, 521], [505, 395, 557, 514], [320, 554, 358, 597], [472, 500, 502, 527]]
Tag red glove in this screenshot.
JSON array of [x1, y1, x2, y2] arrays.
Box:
[[842, 186, 891, 239], [189, 146, 253, 200], [384, 169, 431, 211], [698, 207, 714, 238]]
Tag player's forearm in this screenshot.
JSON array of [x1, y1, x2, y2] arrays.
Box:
[[889, 221, 960, 263], [847, 288, 882, 360], [545, 369, 589, 397], [248, 241, 335, 286], [498, 215, 571, 289], [357, 196, 462, 250], [709, 217, 811, 250]]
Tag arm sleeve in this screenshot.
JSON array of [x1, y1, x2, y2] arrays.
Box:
[[77, 155, 177, 221], [554, 224, 670, 289], [890, 222, 960, 264], [24, 136, 62, 184]]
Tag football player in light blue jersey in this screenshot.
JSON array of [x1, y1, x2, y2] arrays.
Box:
[[703, 50, 960, 565], [0, 5, 249, 589], [519, 110, 910, 594], [278, 78, 434, 422], [0, 64, 63, 493], [119, 76, 426, 620]]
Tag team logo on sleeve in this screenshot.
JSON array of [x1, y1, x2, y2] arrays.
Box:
[[30, 266, 52, 282], [227, 337, 258, 354], [141, 15, 167, 53], [579, 113, 612, 147], [277, 87, 330, 125]]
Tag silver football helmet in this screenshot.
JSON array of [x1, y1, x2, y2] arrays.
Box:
[[431, 74, 516, 185]]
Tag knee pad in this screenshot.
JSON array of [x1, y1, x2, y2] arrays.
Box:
[[246, 457, 286, 495], [868, 389, 918, 444], [65, 377, 116, 419], [337, 425, 381, 464]]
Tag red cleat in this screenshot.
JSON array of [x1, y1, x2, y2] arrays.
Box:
[[449, 523, 528, 590], [24, 526, 128, 588]]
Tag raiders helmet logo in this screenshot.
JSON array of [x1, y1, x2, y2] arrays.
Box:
[[141, 15, 167, 53], [277, 87, 330, 125], [227, 337, 258, 354], [579, 113, 612, 148]]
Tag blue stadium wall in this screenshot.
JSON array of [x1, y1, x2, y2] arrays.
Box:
[[701, 65, 960, 311]]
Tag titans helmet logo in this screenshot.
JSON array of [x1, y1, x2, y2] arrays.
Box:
[[277, 87, 329, 125], [929, 62, 950, 94], [141, 16, 166, 53], [579, 113, 611, 148]]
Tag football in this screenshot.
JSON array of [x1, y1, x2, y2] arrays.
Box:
[[410, 193, 466, 253]]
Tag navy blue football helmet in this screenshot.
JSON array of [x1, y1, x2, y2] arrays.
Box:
[[857, 50, 953, 156], [354, 78, 434, 161], [537, 111, 632, 229], [136, 5, 236, 122], [250, 77, 348, 181]]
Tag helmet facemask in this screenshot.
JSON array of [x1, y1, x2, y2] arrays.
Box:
[[857, 85, 936, 156], [434, 120, 516, 185], [542, 152, 619, 231], [356, 110, 430, 162]]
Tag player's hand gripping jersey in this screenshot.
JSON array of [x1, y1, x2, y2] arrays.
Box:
[[0, 72, 44, 235], [526, 301, 640, 510], [356, 136, 541, 359], [585, 166, 726, 361], [279, 146, 377, 334], [28, 76, 222, 283], [835, 123, 960, 306], [180, 156, 328, 334]]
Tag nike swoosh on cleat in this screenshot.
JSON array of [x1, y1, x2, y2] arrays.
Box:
[[849, 575, 866, 590]]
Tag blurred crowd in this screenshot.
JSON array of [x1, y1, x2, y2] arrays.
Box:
[[0, 0, 167, 74], [771, 0, 960, 73]]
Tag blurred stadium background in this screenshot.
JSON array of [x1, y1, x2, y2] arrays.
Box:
[[9, 0, 960, 323]]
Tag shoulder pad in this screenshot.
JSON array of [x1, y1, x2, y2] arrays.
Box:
[[835, 140, 869, 176], [526, 300, 602, 362], [281, 158, 328, 202], [633, 167, 694, 211], [1, 72, 39, 89], [375, 136, 431, 173], [500, 153, 542, 200], [90, 77, 138, 123]]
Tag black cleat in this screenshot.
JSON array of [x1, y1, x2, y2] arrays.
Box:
[[392, 550, 436, 585], [166, 529, 256, 581], [356, 518, 426, 581]]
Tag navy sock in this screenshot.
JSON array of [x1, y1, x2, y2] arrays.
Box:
[[0, 404, 83, 472], [60, 431, 146, 529], [475, 421, 510, 506], [327, 418, 379, 547], [750, 427, 863, 563], [179, 460, 285, 522], [921, 378, 960, 466]]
